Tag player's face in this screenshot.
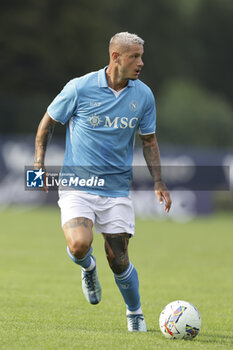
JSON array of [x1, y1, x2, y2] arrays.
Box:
[[118, 44, 144, 80]]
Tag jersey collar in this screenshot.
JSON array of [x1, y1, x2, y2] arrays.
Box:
[[98, 66, 135, 88]]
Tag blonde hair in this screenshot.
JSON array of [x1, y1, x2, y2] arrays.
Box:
[[109, 32, 144, 48]]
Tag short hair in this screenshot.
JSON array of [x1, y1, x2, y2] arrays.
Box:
[[109, 32, 144, 48]]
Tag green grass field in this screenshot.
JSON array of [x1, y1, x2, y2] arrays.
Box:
[[0, 207, 233, 349]]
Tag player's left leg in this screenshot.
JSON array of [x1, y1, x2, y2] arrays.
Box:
[[102, 233, 147, 332]]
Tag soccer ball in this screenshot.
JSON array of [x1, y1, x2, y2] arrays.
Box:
[[159, 300, 201, 340]]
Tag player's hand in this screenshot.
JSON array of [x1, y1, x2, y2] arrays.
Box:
[[33, 163, 48, 193], [154, 181, 172, 213]]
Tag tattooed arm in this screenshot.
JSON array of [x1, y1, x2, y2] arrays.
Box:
[[139, 133, 172, 212], [34, 111, 57, 191], [34, 111, 56, 167]]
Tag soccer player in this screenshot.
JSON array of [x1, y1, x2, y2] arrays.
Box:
[[34, 32, 172, 332]]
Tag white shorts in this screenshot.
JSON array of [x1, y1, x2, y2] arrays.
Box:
[[58, 191, 135, 235]]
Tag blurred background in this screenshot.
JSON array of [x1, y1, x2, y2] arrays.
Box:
[[0, 0, 232, 220]]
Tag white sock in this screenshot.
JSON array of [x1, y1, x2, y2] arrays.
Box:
[[127, 307, 143, 315], [84, 256, 96, 271]]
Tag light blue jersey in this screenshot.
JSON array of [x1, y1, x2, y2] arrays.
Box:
[[48, 67, 156, 196]]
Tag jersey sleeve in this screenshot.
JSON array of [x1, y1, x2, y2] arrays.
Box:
[[138, 89, 156, 135], [47, 80, 78, 125]]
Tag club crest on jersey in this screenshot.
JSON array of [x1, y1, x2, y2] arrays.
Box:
[[129, 100, 139, 112], [88, 114, 103, 127]]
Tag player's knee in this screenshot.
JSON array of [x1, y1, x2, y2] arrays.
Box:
[[104, 234, 130, 274], [69, 239, 91, 259], [109, 255, 129, 275]]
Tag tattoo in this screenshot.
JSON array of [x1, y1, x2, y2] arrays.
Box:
[[34, 116, 55, 166], [140, 134, 162, 182], [64, 217, 90, 229], [103, 233, 130, 274], [104, 238, 115, 268]]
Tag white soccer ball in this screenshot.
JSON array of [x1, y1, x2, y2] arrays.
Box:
[[159, 300, 201, 339]]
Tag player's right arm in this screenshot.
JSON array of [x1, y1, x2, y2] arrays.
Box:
[[34, 111, 57, 192]]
